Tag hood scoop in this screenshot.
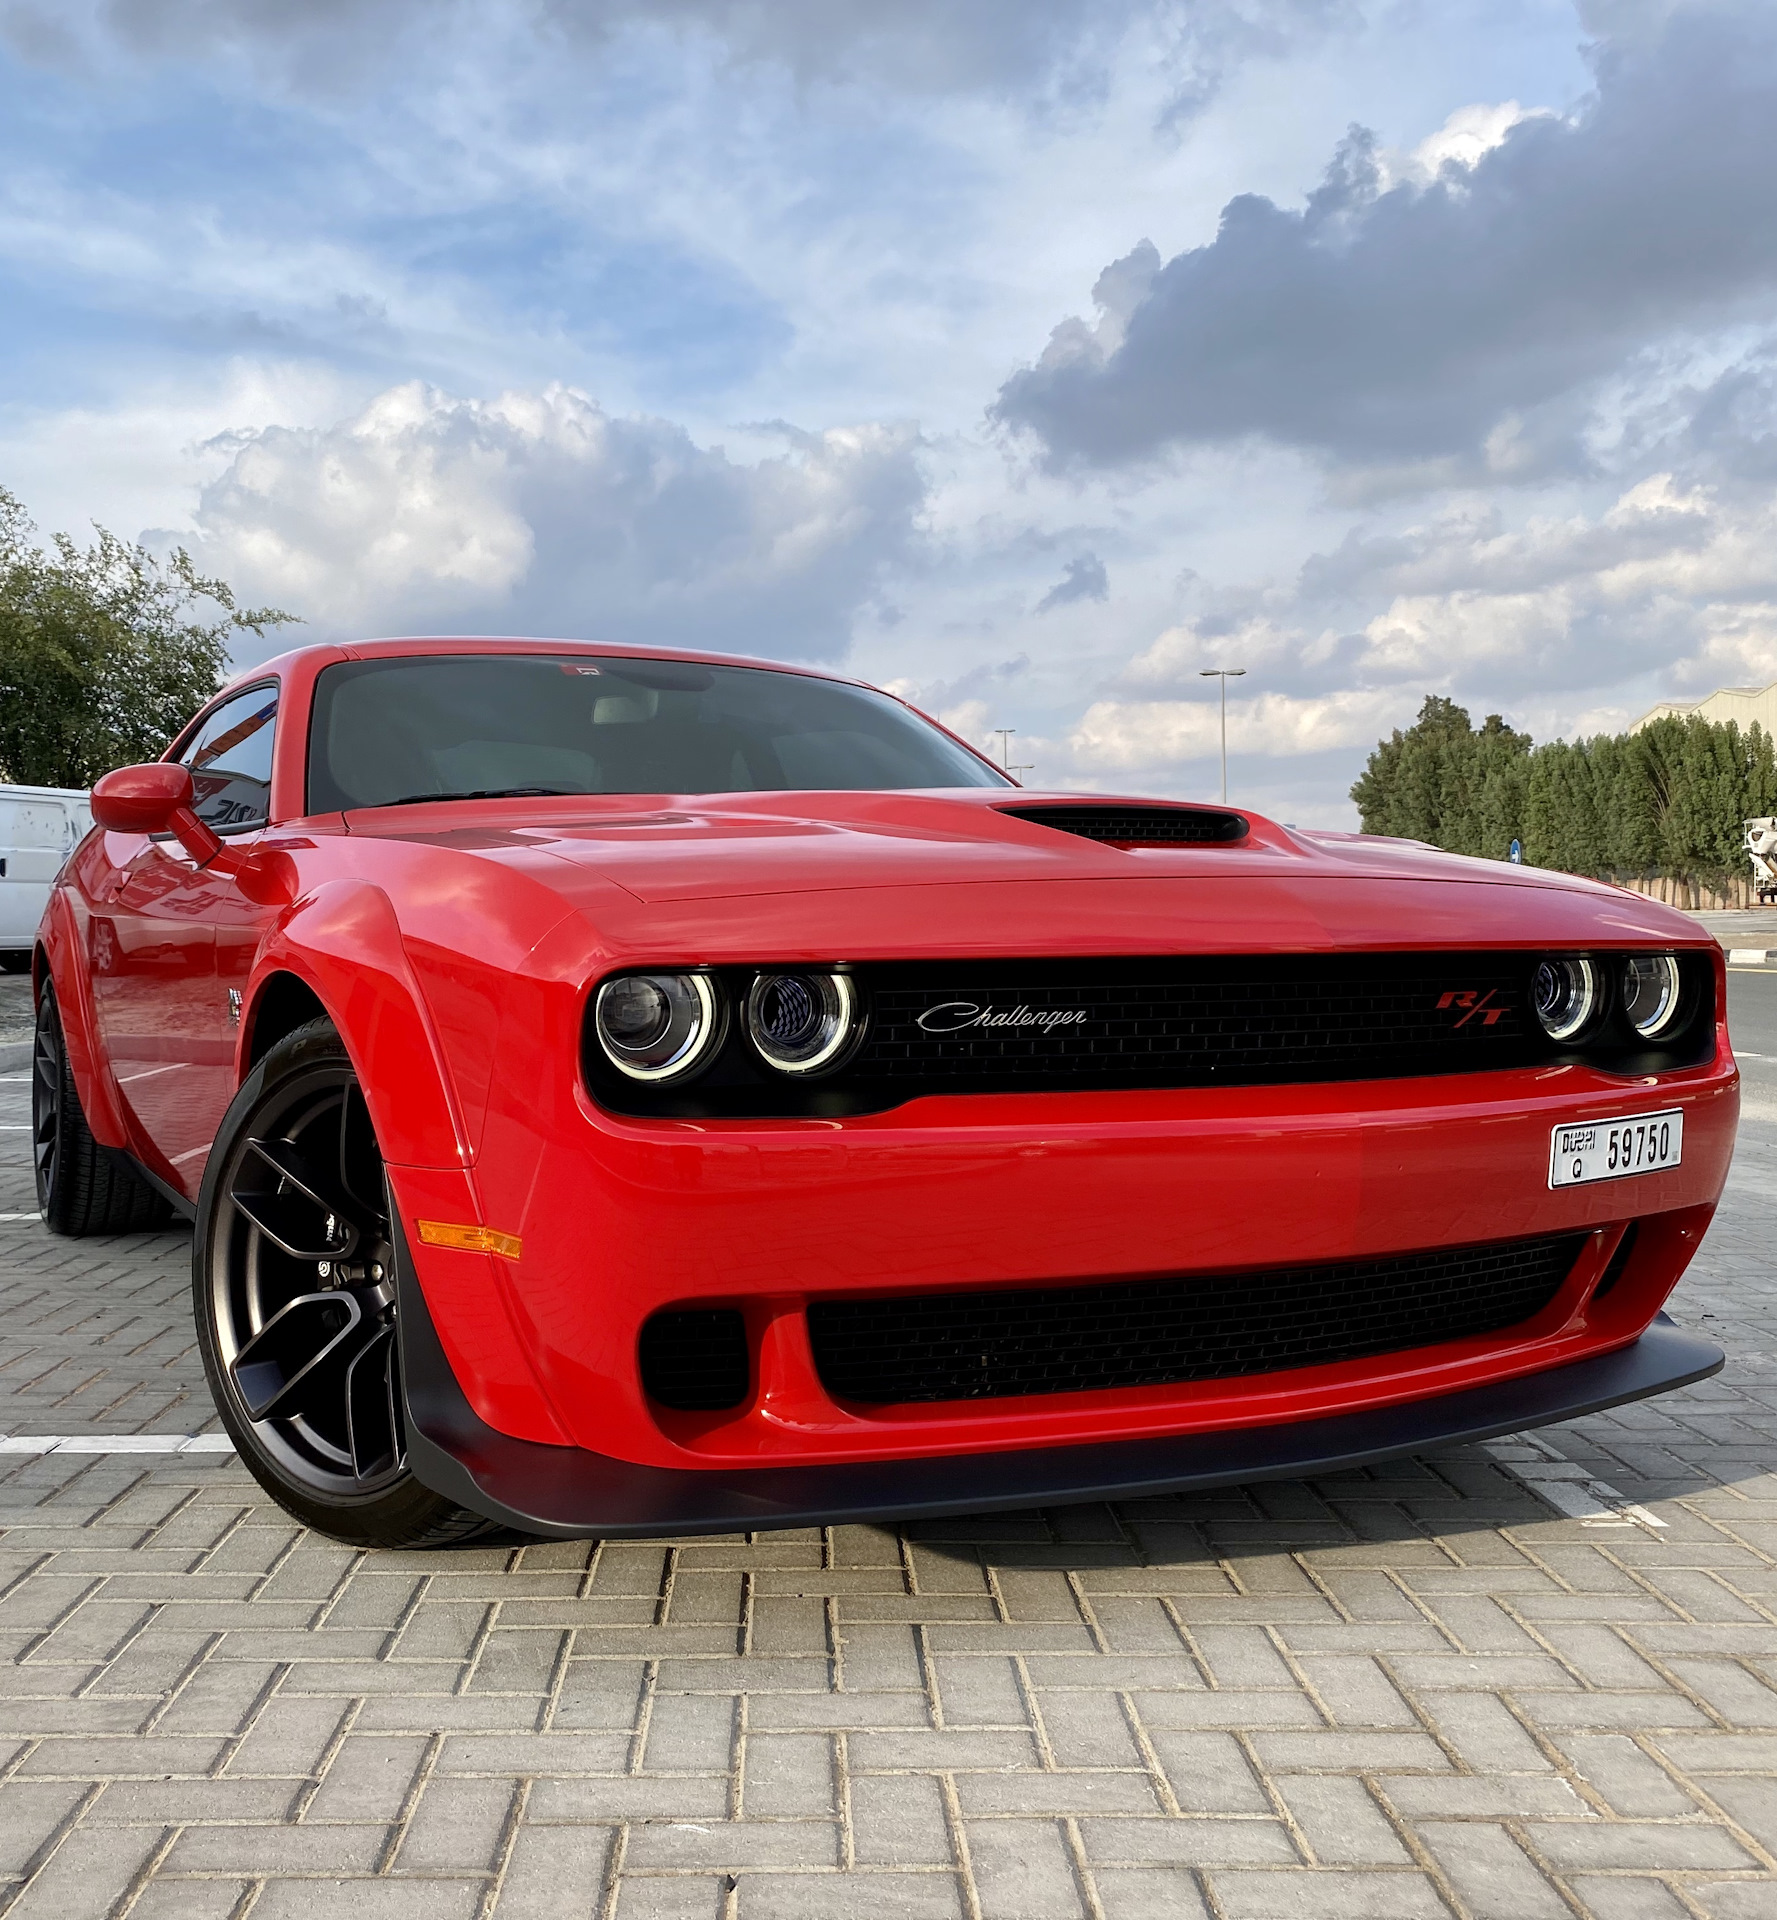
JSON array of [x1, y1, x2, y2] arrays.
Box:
[[1000, 804, 1249, 847]]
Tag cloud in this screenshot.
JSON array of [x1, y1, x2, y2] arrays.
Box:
[[177, 380, 926, 658], [9, 0, 1347, 105], [1071, 685, 1411, 768], [994, 3, 1777, 469], [1036, 550, 1109, 611], [1318, 474, 1777, 694], [1373, 101, 1554, 192]]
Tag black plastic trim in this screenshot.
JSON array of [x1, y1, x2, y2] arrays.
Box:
[[999, 803, 1250, 845], [103, 1146, 198, 1222], [392, 1219, 1723, 1539]]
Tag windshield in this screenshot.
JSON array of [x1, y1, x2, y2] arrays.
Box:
[[305, 653, 1009, 811]]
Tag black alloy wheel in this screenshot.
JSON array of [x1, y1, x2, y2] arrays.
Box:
[[32, 999, 60, 1212], [34, 985, 170, 1236], [193, 1018, 497, 1546]]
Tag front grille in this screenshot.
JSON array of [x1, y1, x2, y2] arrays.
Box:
[[807, 1234, 1584, 1405], [852, 952, 1537, 1091], [639, 1309, 750, 1410], [586, 950, 1715, 1118], [1001, 804, 1248, 845]]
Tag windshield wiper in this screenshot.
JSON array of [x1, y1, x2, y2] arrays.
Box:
[[371, 787, 582, 808]]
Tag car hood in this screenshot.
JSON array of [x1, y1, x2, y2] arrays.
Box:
[[344, 788, 1712, 957]]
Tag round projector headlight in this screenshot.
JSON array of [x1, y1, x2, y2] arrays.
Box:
[[594, 972, 721, 1082], [1532, 956, 1599, 1042], [745, 971, 861, 1075], [1623, 953, 1682, 1038]]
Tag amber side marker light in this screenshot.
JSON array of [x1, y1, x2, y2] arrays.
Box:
[[417, 1220, 523, 1260]]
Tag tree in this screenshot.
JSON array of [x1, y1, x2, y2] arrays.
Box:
[[1354, 692, 1777, 894], [0, 488, 295, 788], [1350, 696, 1530, 855]]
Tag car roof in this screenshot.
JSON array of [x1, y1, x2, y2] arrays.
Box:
[[245, 635, 869, 690]]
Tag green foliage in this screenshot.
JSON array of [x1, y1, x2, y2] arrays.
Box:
[[1353, 695, 1777, 892], [0, 487, 295, 789], [1349, 695, 1531, 860]]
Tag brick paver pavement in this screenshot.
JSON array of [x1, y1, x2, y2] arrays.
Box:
[[2, 1009, 1775, 1918]]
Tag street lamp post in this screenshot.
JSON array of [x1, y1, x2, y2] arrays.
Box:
[[1198, 668, 1246, 803], [992, 728, 1034, 781]]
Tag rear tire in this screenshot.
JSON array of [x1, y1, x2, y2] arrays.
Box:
[[34, 986, 173, 1236], [1, 951, 31, 974], [192, 1018, 501, 1548]]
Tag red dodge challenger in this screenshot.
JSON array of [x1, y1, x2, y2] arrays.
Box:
[[30, 637, 1733, 1546]]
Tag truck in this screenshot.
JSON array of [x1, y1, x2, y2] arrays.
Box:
[[1747, 817, 1777, 906], [1, 785, 93, 971]]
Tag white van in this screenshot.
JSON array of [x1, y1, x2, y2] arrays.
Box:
[[0, 784, 93, 972]]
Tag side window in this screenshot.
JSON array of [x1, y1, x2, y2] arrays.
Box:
[[176, 687, 279, 833]]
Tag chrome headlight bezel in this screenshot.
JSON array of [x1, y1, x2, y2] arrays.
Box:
[[592, 971, 724, 1083], [744, 970, 864, 1076], [1531, 955, 1600, 1043], [1622, 953, 1683, 1040]]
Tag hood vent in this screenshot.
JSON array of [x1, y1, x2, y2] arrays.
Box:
[[1000, 804, 1248, 846]]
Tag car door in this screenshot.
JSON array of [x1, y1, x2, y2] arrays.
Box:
[[89, 685, 280, 1198]]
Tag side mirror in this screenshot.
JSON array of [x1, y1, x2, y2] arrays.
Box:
[[91, 763, 195, 836], [91, 761, 233, 871]]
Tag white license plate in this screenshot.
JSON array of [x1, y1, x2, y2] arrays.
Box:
[[1549, 1110, 1683, 1189]]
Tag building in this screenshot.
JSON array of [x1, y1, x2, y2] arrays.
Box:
[[1632, 678, 1777, 736]]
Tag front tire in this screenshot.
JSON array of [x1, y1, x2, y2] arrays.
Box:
[[34, 985, 172, 1235], [192, 1018, 499, 1548]]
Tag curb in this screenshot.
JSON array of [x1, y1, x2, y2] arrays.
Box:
[[1726, 949, 1777, 968], [0, 1039, 30, 1072]]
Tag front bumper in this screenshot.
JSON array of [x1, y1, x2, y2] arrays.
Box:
[[429, 1044, 1738, 1466], [396, 1218, 1723, 1537]]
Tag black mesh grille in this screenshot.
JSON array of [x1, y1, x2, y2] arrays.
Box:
[[807, 1235, 1584, 1405], [639, 1309, 750, 1410], [587, 952, 1714, 1118], [853, 952, 1536, 1090], [1001, 804, 1248, 845]]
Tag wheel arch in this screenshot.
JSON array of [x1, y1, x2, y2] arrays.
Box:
[[246, 880, 472, 1172], [236, 899, 571, 1449], [243, 969, 330, 1069], [34, 893, 134, 1151]]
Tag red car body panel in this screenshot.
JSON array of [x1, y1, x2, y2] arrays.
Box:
[[37, 636, 1738, 1519]]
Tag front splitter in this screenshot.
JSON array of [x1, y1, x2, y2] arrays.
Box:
[[395, 1235, 1722, 1539]]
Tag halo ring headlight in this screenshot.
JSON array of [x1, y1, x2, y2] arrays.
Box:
[[746, 971, 862, 1076], [1532, 956, 1599, 1043], [1623, 953, 1682, 1039], [594, 972, 722, 1082]]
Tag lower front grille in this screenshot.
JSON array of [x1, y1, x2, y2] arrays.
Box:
[[806, 1235, 1584, 1406], [640, 1309, 750, 1410]]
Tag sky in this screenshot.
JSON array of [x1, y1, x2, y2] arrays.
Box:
[[3, 0, 1776, 823]]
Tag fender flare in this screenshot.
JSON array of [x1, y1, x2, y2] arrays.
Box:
[[243, 882, 571, 1443], [247, 879, 472, 1171]]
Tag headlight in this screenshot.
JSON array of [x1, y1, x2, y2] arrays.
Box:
[[1532, 956, 1598, 1042], [745, 971, 862, 1075], [1622, 953, 1682, 1038], [593, 972, 722, 1082]]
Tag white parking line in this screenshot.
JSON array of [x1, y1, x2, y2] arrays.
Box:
[[0, 1433, 236, 1454], [1485, 1431, 1667, 1529], [0, 1214, 39, 1223]]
